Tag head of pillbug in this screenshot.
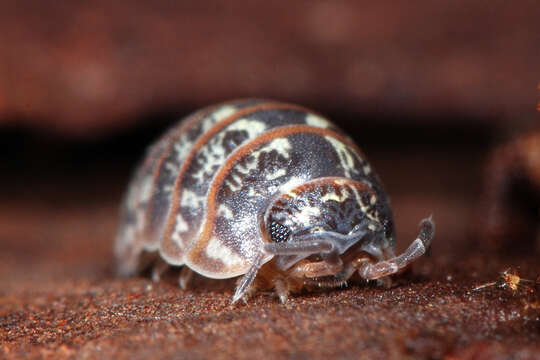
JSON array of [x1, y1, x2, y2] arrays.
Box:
[[260, 177, 396, 287]]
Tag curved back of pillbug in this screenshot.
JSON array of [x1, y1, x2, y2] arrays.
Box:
[[115, 99, 395, 280], [115, 100, 267, 273]]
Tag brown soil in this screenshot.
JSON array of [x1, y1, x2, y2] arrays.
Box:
[[1, 146, 538, 360]]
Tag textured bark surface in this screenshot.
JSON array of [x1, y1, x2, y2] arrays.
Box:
[[1, 0, 539, 134]]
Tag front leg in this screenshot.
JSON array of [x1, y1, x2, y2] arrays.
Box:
[[232, 253, 265, 304], [264, 238, 334, 256], [357, 217, 435, 280]]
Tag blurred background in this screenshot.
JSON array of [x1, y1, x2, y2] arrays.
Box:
[[1, 0, 539, 288], [1, 2, 540, 358]]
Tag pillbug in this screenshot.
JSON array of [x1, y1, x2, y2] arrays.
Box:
[[115, 99, 435, 303]]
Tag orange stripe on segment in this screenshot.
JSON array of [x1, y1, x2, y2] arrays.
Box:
[[285, 176, 374, 197], [141, 104, 220, 243], [187, 125, 364, 265], [149, 106, 218, 189], [161, 102, 316, 251]]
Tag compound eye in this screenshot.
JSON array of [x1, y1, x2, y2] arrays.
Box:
[[270, 222, 291, 243]]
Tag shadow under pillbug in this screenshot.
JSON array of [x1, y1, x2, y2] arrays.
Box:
[[115, 99, 435, 303]]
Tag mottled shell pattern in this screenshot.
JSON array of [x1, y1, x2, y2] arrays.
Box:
[[115, 99, 434, 303]]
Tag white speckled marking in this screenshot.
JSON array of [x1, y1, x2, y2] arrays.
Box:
[[139, 175, 155, 203], [224, 172, 245, 192], [246, 186, 258, 197], [173, 105, 238, 173], [180, 188, 205, 209], [175, 213, 189, 233], [292, 206, 321, 225], [325, 136, 361, 178], [321, 187, 349, 203], [266, 138, 292, 159], [266, 168, 287, 180], [174, 139, 193, 163], [217, 204, 235, 220], [170, 233, 183, 250], [205, 236, 244, 267], [208, 106, 236, 127], [124, 182, 138, 210], [168, 213, 189, 252], [281, 176, 308, 197], [223, 137, 292, 193], [363, 165, 371, 175], [164, 162, 179, 174], [235, 156, 259, 175], [134, 208, 146, 233], [305, 113, 331, 128], [192, 119, 267, 187], [227, 118, 267, 138], [199, 106, 236, 136], [348, 184, 376, 220]]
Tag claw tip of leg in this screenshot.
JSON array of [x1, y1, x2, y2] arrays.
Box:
[[418, 216, 435, 246]]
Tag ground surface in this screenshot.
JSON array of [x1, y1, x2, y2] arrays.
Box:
[[1, 143, 538, 359]]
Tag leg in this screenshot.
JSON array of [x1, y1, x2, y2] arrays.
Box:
[[232, 253, 264, 304], [302, 264, 357, 288], [264, 239, 333, 256], [265, 239, 335, 272], [116, 243, 144, 277], [178, 266, 194, 290], [376, 276, 393, 288], [288, 258, 344, 278], [273, 278, 289, 303], [358, 217, 435, 280], [151, 258, 170, 282]]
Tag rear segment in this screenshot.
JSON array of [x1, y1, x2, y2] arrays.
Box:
[[114, 100, 264, 275]]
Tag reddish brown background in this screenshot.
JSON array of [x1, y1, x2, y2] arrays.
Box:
[[1, 0, 539, 134], [1, 1, 539, 359]]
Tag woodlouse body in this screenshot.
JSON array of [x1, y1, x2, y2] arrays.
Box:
[[115, 99, 434, 302]]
